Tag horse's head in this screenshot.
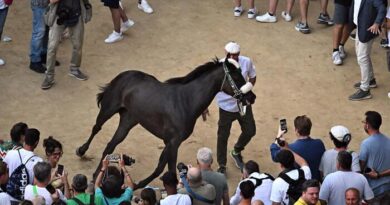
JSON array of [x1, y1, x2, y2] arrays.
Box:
[[220, 57, 256, 106]]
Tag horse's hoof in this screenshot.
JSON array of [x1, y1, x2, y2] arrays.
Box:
[[76, 147, 85, 157]]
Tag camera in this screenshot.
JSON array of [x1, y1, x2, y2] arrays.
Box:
[[177, 162, 188, 178], [107, 153, 135, 166]]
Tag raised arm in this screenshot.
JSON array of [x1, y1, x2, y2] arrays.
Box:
[[120, 155, 135, 189], [95, 156, 109, 189]]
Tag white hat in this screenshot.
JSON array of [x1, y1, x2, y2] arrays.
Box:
[[330, 125, 351, 142], [225, 42, 240, 54]]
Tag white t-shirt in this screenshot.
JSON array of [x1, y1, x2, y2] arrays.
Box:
[[0, 0, 7, 10], [24, 185, 66, 205], [160, 193, 192, 205], [3, 148, 43, 184], [319, 149, 361, 178], [230, 172, 273, 205], [270, 166, 311, 205], [216, 55, 256, 112], [319, 171, 374, 205], [353, 0, 363, 25], [0, 192, 11, 205]]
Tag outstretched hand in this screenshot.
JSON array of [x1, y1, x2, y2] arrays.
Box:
[[202, 109, 210, 121], [367, 23, 380, 35]]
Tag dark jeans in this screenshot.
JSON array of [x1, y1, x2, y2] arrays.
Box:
[[217, 106, 256, 166], [0, 7, 9, 39]]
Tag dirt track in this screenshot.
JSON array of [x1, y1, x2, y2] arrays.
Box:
[[1, 0, 390, 197]]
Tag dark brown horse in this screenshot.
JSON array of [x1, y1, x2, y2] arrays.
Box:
[[76, 57, 256, 189]]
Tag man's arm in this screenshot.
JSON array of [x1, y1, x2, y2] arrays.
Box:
[[222, 190, 229, 205], [360, 160, 367, 174], [249, 77, 256, 86], [368, 0, 387, 34]]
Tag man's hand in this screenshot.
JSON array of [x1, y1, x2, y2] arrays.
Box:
[[276, 125, 286, 139], [202, 109, 210, 121], [119, 154, 125, 168], [366, 169, 380, 179], [102, 155, 109, 170], [367, 23, 381, 34]]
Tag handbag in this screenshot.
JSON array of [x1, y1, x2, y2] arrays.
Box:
[[44, 3, 59, 27]]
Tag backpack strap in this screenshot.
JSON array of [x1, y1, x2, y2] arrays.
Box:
[[71, 197, 85, 205], [17, 149, 23, 164], [90, 193, 95, 205], [279, 169, 304, 185], [250, 173, 275, 187], [23, 155, 36, 165]]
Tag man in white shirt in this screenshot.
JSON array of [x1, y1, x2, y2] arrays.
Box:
[[215, 41, 257, 173], [319, 151, 374, 205], [160, 171, 191, 205], [0, 161, 10, 205]]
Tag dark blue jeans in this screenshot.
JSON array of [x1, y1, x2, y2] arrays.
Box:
[[30, 6, 48, 63], [0, 7, 8, 39]]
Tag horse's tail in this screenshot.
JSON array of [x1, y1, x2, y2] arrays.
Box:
[[96, 85, 109, 108]]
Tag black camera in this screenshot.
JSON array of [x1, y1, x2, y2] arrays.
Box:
[[177, 162, 188, 178], [57, 7, 70, 25], [123, 154, 136, 166]]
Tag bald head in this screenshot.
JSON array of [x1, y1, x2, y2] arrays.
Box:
[[187, 167, 202, 184]]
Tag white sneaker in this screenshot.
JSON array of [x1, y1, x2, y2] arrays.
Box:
[[332, 51, 342, 65], [0, 58, 5, 66], [2, 35, 12, 42], [281, 11, 292, 22], [234, 6, 243, 17], [247, 8, 257, 19], [339, 45, 346, 59], [256, 12, 277, 23], [388, 92, 390, 98], [120, 19, 135, 33], [104, 31, 123, 44], [138, 0, 153, 14]]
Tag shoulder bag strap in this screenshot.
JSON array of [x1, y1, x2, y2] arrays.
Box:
[[90, 193, 95, 205], [71, 197, 85, 205], [103, 195, 110, 205], [180, 176, 214, 204]]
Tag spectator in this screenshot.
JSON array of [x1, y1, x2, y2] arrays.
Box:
[[345, 188, 360, 205], [319, 125, 360, 180], [294, 0, 333, 34], [238, 180, 255, 205], [4, 128, 43, 203], [67, 174, 95, 205], [138, 188, 157, 205], [159, 171, 191, 205], [270, 149, 311, 205], [331, 0, 353, 65], [359, 111, 390, 204], [348, 0, 386, 100], [178, 167, 216, 205], [294, 179, 321, 205], [230, 160, 273, 205], [101, 0, 133, 43], [0, 161, 10, 205], [213, 41, 256, 173], [0, 122, 28, 160], [196, 147, 229, 205], [0, 0, 10, 66], [41, 0, 92, 90], [94, 155, 134, 205], [256, 0, 294, 23], [43, 137, 65, 191], [319, 151, 374, 204], [24, 162, 68, 205], [270, 115, 325, 181], [232, 0, 256, 19]]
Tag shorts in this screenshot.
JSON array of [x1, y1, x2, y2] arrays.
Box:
[[101, 0, 120, 9], [333, 3, 350, 25]]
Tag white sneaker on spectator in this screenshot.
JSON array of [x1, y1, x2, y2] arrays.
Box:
[[120, 19, 135, 33], [281, 11, 292, 22], [247, 8, 257, 19], [332, 51, 342, 65], [0, 58, 5, 66], [234, 6, 243, 17], [104, 31, 123, 44], [256, 12, 277, 23], [339, 45, 346, 59], [138, 0, 153, 14]]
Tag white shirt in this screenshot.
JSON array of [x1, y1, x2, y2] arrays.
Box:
[[160, 193, 192, 205], [24, 185, 66, 205], [216, 56, 256, 112], [270, 166, 311, 205], [3, 148, 43, 184], [353, 0, 363, 25], [230, 172, 273, 205], [0, 192, 11, 205], [0, 0, 7, 10], [319, 149, 361, 178]]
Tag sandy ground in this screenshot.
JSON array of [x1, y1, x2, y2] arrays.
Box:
[[1, 0, 390, 200]]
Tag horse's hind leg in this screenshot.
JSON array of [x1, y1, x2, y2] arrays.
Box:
[[92, 109, 137, 179], [76, 102, 120, 157]]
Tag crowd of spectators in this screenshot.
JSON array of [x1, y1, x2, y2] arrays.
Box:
[[0, 110, 388, 205]]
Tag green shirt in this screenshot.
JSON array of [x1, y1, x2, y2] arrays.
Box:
[[67, 193, 102, 205]]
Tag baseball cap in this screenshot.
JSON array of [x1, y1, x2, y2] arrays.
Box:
[[225, 42, 240, 54], [330, 125, 351, 142]]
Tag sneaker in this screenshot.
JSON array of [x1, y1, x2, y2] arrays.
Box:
[[295, 22, 310, 34], [339, 45, 346, 59], [230, 150, 244, 170], [349, 89, 372, 101], [138, 0, 153, 14], [354, 78, 377, 89], [2, 35, 12, 42], [388, 92, 390, 99], [247, 8, 257, 19], [380, 39, 389, 48], [332, 51, 342, 65], [317, 13, 334, 25], [281, 11, 292, 22], [69, 69, 88, 81], [217, 166, 227, 174], [234, 6, 243, 17], [350, 33, 356, 41], [120, 19, 135, 33], [104, 31, 123, 44], [30, 62, 46, 73], [256, 12, 277, 23], [41, 76, 55, 90], [0, 58, 5, 66]]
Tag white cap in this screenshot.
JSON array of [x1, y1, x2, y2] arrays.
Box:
[[225, 42, 240, 54], [330, 125, 351, 142]]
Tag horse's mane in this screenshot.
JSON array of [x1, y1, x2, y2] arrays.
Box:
[[165, 58, 220, 84]]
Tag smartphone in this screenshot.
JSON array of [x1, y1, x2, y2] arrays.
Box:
[[46, 184, 56, 194], [56, 164, 64, 176], [280, 119, 288, 133], [107, 153, 121, 163]]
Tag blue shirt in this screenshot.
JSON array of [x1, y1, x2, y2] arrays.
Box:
[[360, 133, 390, 196], [95, 187, 133, 205], [270, 137, 325, 181]]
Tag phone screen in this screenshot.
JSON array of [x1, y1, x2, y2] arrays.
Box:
[[46, 184, 56, 194], [280, 119, 288, 133], [56, 164, 64, 176]]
